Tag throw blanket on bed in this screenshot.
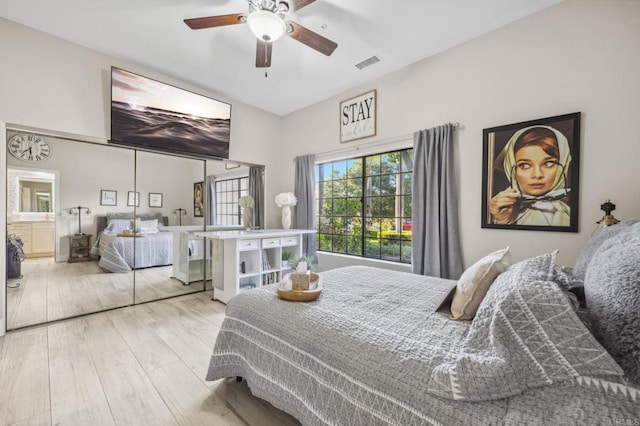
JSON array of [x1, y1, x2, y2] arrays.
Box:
[[92, 232, 172, 273], [207, 264, 639, 425], [429, 252, 624, 401]]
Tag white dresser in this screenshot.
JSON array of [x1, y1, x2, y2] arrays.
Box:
[[194, 229, 315, 303]]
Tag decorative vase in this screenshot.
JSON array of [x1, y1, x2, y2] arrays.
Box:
[[243, 208, 252, 229], [281, 205, 292, 229]]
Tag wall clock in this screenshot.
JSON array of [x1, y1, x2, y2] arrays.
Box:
[[7, 134, 51, 162]]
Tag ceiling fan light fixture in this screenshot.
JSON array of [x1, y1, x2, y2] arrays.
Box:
[[247, 10, 286, 42]]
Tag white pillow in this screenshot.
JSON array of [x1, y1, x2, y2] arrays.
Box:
[[134, 219, 159, 234], [130, 218, 158, 231], [106, 219, 131, 234], [139, 219, 158, 230], [140, 226, 159, 234], [450, 247, 511, 320]]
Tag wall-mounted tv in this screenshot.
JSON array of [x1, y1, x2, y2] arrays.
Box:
[[110, 67, 231, 159]]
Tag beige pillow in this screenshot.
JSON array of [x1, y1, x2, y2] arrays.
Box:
[[450, 247, 511, 320]]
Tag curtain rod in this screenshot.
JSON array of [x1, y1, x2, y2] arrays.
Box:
[[311, 121, 462, 161], [211, 170, 250, 179]]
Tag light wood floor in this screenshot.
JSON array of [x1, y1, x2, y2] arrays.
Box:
[[6, 258, 203, 330], [0, 292, 299, 426]]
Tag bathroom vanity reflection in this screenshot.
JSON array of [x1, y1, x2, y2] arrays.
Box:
[[7, 168, 57, 258]]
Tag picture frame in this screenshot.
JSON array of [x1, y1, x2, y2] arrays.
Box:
[[100, 189, 117, 206], [340, 89, 376, 143], [481, 112, 581, 233], [194, 182, 204, 217], [149, 192, 163, 208], [127, 191, 140, 207]]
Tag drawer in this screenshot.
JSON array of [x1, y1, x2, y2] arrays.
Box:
[[8, 224, 31, 233], [238, 239, 260, 251], [281, 236, 299, 247], [32, 222, 55, 230], [262, 238, 281, 248]]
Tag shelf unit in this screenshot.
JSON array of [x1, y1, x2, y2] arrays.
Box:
[[167, 225, 246, 285], [171, 230, 210, 285], [204, 230, 312, 304], [68, 234, 92, 263]]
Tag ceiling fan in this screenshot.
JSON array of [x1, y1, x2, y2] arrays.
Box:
[[184, 0, 338, 69]]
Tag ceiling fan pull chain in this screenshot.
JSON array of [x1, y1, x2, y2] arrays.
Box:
[[264, 42, 269, 77]]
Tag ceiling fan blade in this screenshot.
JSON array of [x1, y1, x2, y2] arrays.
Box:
[[184, 13, 245, 30], [291, 0, 317, 11], [287, 21, 337, 56], [256, 40, 273, 68]]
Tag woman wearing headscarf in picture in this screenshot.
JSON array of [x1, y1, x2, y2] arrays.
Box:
[[194, 183, 204, 216], [489, 125, 571, 226]]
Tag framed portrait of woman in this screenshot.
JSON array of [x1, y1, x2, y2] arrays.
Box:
[[194, 181, 204, 217], [481, 112, 581, 232]]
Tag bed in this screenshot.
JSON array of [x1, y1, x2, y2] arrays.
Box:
[[206, 224, 640, 425], [91, 213, 173, 273]]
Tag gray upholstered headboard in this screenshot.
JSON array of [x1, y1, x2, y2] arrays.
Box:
[[96, 214, 169, 234]]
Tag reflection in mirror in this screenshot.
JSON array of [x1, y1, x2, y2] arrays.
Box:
[[134, 150, 206, 304], [6, 127, 268, 330], [8, 168, 56, 216], [20, 179, 53, 212], [6, 132, 136, 329], [205, 160, 265, 229]]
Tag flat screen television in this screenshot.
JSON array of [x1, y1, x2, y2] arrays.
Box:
[[110, 67, 231, 159]]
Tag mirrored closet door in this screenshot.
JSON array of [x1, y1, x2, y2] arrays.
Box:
[[6, 133, 136, 328], [133, 150, 206, 304], [5, 127, 265, 330]]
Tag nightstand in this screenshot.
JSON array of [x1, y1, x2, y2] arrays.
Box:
[[68, 234, 92, 263]]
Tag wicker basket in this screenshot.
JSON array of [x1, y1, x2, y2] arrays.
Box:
[[277, 273, 322, 302]]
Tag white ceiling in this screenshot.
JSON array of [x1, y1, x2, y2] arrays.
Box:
[[0, 0, 561, 116]]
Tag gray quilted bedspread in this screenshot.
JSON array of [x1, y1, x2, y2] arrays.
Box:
[[93, 232, 172, 273], [207, 265, 639, 425]]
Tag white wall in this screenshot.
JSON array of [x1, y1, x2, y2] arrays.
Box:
[[136, 151, 206, 227], [281, 0, 640, 269]]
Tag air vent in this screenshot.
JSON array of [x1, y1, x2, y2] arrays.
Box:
[[355, 55, 381, 70]]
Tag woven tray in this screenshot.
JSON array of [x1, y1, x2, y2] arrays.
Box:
[[277, 272, 323, 302]]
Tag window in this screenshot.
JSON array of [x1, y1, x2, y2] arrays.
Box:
[[215, 177, 248, 226], [315, 149, 413, 263]]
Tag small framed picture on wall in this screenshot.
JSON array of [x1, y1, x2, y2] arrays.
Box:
[[340, 89, 377, 143], [194, 182, 204, 217], [100, 190, 117, 206], [127, 191, 140, 207], [149, 192, 163, 208]]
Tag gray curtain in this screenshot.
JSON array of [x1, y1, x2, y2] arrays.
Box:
[[294, 155, 317, 260], [411, 124, 463, 279], [249, 167, 264, 229], [206, 175, 216, 226]]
